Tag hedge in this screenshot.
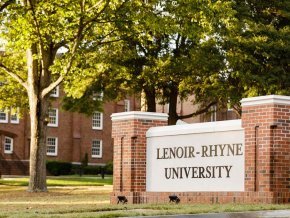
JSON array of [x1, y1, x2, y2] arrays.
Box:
[[47, 161, 113, 176], [46, 161, 72, 176]]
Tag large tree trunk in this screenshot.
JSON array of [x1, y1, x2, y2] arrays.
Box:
[[144, 86, 156, 112], [168, 84, 179, 125], [28, 95, 48, 192], [26, 45, 49, 192]]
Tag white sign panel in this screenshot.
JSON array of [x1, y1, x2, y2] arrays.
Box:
[[146, 120, 244, 192]]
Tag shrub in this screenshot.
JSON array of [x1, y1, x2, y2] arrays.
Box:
[[70, 162, 113, 176], [71, 164, 82, 175], [46, 161, 72, 176], [83, 165, 102, 175]]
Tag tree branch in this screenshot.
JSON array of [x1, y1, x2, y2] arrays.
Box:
[[83, 0, 111, 27], [41, 1, 86, 98], [97, 38, 123, 46], [178, 101, 217, 119], [233, 104, 242, 117], [28, 0, 46, 64], [41, 75, 63, 98], [54, 0, 129, 52], [135, 41, 147, 56], [0, 0, 13, 12], [86, 0, 104, 13], [42, 0, 129, 98], [0, 63, 28, 89], [83, 0, 129, 28]]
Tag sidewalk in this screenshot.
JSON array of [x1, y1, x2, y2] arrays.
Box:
[[142, 210, 290, 218]]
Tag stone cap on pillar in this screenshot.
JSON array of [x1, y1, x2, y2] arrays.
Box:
[[241, 95, 290, 107], [111, 111, 168, 121]]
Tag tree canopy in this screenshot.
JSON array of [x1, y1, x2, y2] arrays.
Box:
[[201, 0, 290, 113], [68, 0, 237, 124], [0, 0, 136, 192], [62, 0, 290, 121]]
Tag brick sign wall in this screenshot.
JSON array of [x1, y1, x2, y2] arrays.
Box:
[[111, 95, 290, 204]]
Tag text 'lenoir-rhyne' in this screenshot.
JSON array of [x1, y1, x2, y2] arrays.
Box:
[[157, 143, 243, 159]]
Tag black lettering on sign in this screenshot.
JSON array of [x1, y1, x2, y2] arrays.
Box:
[[199, 144, 243, 157], [156, 146, 196, 159], [164, 165, 233, 180]]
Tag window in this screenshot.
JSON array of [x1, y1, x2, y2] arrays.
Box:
[[10, 108, 19, 124], [0, 109, 8, 123], [47, 108, 58, 127], [92, 112, 103, 130], [50, 86, 59, 97], [4, 137, 13, 154], [92, 139, 102, 158], [124, 99, 130, 112], [46, 137, 58, 156]]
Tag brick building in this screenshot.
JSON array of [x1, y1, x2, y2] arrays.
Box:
[[0, 86, 140, 175], [0, 84, 237, 175], [154, 95, 239, 123]]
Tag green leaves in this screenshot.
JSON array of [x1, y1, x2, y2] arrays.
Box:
[[0, 0, 134, 111], [1, 0, 289, 119], [224, 0, 290, 103]]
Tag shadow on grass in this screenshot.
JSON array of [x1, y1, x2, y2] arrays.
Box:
[[0, 176, 113, 187]]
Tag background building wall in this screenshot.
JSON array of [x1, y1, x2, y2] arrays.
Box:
[[0, 88, 140, 175]]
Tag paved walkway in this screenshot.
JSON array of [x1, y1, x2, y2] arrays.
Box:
[[142, 210, 290, 218]]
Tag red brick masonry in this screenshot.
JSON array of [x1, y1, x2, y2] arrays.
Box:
[[111, 96, 290, 204]]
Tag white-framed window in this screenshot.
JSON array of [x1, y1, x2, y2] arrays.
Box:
[[50, 86, 59, 97], [0, 109, 8, 123], [10, 108, 19, 124], [210, 105, 217, 122], [4, 137, 13, 154], [47, 108, 58, 127], [124, 99, 130, 112], [92, 112, 103, 130], [46, 137, 58, 156], [92, 139, 102, 158]]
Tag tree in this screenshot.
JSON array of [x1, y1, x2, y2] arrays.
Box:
[[0, 0, 130, 192], [64, 0, 290, 125], [61, 0, 290, 124], [229, 0, 290, 104], [60, 1, 239, 124], [174, 1, 290, 116], [207, 0, 290, 114], [106, 0, 236, 124]]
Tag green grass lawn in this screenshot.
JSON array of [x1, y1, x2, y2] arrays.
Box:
[[0, 177, 289, 218]]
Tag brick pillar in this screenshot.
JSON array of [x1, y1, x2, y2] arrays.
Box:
[[111, 111, 168, 203], [241, 95, 290, 202]]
